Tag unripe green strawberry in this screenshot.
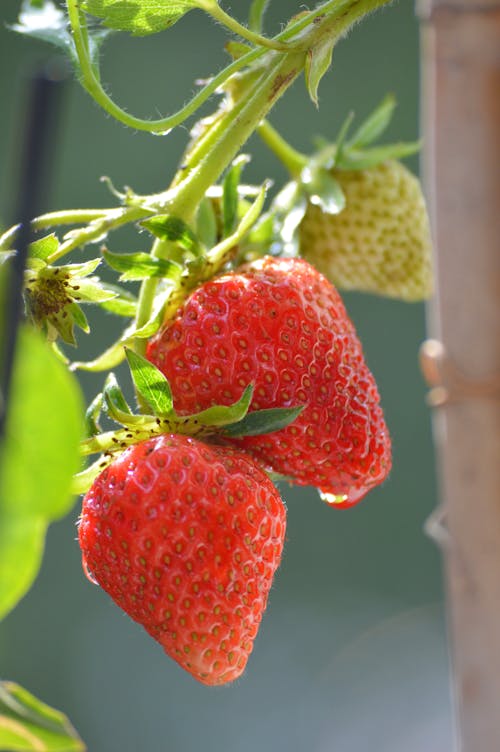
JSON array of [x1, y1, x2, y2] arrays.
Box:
[[78, 434, 286, 686], [146, 257, 391, 507], [298, 160, 433, 301]]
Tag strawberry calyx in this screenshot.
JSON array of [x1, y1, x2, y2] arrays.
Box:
[[74, 349, 304, 494], [255, 95, 421, 256], [17, 234, 121, 345]]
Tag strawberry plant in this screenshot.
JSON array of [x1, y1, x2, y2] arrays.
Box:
[[0, 0, 433, 748]]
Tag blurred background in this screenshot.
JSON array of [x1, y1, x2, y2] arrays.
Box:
[[0, 1, 454, 750]]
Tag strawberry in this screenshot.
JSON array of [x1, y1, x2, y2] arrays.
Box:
[[298, 160, 433, 301], [78, 433, 286, 686], [146, 256, 391, 507]]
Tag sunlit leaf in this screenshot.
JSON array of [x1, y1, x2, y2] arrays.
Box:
[[0, 516, 46, 622], [0, 326, 83, 520], [0, 681, 85, 751], [0, 326, 83, 619], [83, 0, 203, 36]]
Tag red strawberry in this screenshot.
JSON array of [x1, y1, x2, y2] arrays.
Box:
[[78, 434, 286, 686], [146, 256, 391, 507]]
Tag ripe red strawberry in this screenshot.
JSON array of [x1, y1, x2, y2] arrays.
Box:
[[78, 434, 286, 686], [146, 257, 391, 507]]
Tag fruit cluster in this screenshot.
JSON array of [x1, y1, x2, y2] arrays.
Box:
[[79, 257, 391, 685]]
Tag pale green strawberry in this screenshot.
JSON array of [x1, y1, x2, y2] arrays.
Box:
[[298, 159, 433, 302]]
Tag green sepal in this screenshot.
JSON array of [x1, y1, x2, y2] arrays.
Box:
[[271, 181, 308, 253], [0, 681, 85, 751], [348, 93, 396, 148], [72, 455, 114, 496], [85, 392, 104, 438], [223, 403, 304, 437], [305, 36, 335, 108], [188, 385, 253, 428], [223, 155, 250, 237], [103, 372, 134, 424], [0, 250, 15, 266], [195, 198, 218, 249], [102, 249, 182, 282], [334, 141, 421, 171], [141, 215, 204, 258], [125, 348, 174, 416], [225, 40, 252, 60], [98, 283, 137, 316], [301, 166, 345, 215], [68, 302, 90, 333], [207, 179, 269, 267], [70, 337, 127, 372], [0, 225, 19, 253], [129, 291, 168, 339], [83, 0, 203, 36], [29, 233, 59, 261]]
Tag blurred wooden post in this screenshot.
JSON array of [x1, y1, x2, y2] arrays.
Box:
[[418, 0, 500, 749]]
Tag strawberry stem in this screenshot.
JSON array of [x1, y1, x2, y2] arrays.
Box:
[[257, 120, 308, 178]]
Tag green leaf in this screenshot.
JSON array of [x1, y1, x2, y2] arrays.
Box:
[[102, 249, 181, 282], [195, 198, 218, 249], [335, 141, 420, 171], [83, 0, 202, 36], [125, 348, 173, 416], [29, 234, 59, 261], [0, 681, 85, 751], [0, 327, 83, 619], [224, 404, 304, 437], [0, 326, 83, 520], [222, 155, 250, 237], [305, 36, 335, 107], [140, 216, 203, 258], [11, 0, 109, 68], [0, 516, 46, 623], [348, 94, 396, 148], [248, 0, 270, 32], [301, 167, 345, 215]]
